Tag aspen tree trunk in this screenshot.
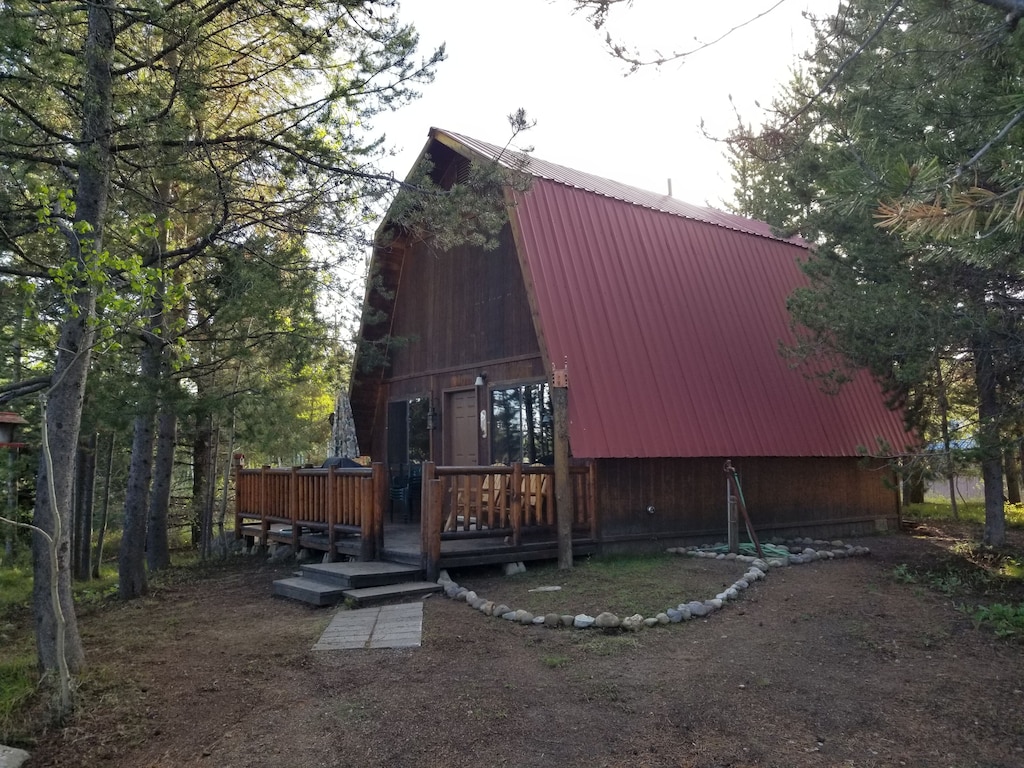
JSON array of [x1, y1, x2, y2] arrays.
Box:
[[33, 0, 115, 673]]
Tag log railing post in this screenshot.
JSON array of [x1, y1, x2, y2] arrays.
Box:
[[510, 462, 523, 546], [259, 466, 269, 549], [233, 469, 244, 541], [366, 462, 385, 560], [289, 466, 300, 555], [421, 462, 441, 580], [326, 465, 337, 562], [359, 474, 375, 561]]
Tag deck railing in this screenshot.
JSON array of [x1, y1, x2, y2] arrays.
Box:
[[234, 463, 385, 559], [419, 461, 597, 579], [233, 460, 596, 573]]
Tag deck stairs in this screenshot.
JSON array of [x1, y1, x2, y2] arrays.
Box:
[[273, 560, 441, 607]]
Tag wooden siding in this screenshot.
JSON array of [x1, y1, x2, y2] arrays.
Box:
[[388, 224, 539, 378], [595, 456, 898, 543], [359, 221, 547, 464]]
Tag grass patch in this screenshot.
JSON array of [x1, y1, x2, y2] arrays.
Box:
[[0, 566, 32, 621], [905, 500, 1024, 528], [0, 646, 38, 743], [460, 553, 736, 618]]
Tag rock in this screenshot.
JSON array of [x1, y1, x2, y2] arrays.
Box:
[[503, 562, 521, 576], [493, 604, 512, 617], [667, 608, 684, 623], [643, 617, 659, 628], [768, 558, 787, 568], [716, 592, 728, 602], [688, 602, 709, 617], [444, 584, 461, 598], [594, 612, 621, 629], [677, 605, 692, 621], [734, 579, 749, 590], [0, 745, 30, 768], [468, 597, 485, 610], [725, 588, 739, 600], [464, 591, 478, 603], [514, 610, 534, 624], [267, 543, 293, 563], [321, 552, 333, 564], [830, 540, 844, 547], [532, 615, 546, 625], [655, 612, 670, 625], [706, 598, 723, 610], [501, 611, 518, 621], [528, 585, 562, 593], [802, 547, 817, 556], [621, 614, 645, 631], [752, 559, 769, 571], [573, 614, 596, 629], [561, 614, 576, 627], [479, 600, 495, 615], [438, 569, 452, 584], [724, 553, 737, 560], [544, 613, 562, 628]]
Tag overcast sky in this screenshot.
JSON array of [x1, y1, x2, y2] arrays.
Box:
[[373, 0, 817, 208]]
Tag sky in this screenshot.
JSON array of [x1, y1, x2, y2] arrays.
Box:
[[373, 0, 818, 209]]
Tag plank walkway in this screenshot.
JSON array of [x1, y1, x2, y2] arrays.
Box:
[[311, 602, 423, 650]]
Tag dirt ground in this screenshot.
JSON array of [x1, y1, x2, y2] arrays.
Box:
[[17, 522, 1024, 768]]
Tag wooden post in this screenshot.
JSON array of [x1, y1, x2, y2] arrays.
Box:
[[727, 475, 739, 554], [552, 365, 572, 569], [421, 462, 442, 580], [359, 476, 374, 561], [289, 465, 300, 555], [326, 465, 337, 562], [510, 462, 523, 546], [373, 462, 386, 558], [259, 466, 269, 550]]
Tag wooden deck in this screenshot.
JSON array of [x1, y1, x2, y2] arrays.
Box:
[[235, 461, 598, 577]]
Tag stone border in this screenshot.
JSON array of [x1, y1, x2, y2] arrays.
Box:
[[436, 538, 871, 631]]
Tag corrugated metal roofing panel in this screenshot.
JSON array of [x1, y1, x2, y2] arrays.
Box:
[[512, 178, 911, 459]]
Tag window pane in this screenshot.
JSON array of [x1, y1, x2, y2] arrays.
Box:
[[408, 397, 430, 463], [490, 383, 552, 464]]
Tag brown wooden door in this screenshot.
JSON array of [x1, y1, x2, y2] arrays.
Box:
[[446, 389, 478, 465]]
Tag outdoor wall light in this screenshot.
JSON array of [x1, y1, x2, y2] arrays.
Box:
[[646, 505, 656, 515], [474, 372, 486, 387]]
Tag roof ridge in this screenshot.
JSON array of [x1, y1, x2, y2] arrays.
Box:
[[431, 127, 807, 248]]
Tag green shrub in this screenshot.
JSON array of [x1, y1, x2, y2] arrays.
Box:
[[969, 603, 1024, 640]]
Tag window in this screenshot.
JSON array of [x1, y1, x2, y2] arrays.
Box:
[[387, 397, 430, 472], [490, 382, 553, 465]]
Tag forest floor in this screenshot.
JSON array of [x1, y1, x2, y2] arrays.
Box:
[[10, 520, 1024, 768]]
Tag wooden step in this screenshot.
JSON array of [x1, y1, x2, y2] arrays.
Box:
[[272, 576, 347, 606], [341, 581, 442, 607], [299, 560, 423, 589]]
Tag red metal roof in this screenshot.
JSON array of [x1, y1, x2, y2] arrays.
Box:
[[431, 129, 912, 459]]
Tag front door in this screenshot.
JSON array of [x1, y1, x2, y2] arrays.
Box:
[[446, 389, 479, 465]]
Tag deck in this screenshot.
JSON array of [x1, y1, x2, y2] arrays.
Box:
[[235, 461, 598, 577]]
